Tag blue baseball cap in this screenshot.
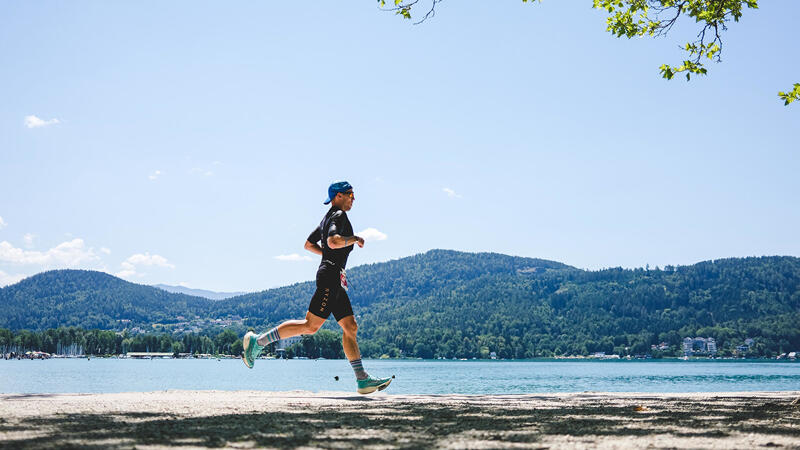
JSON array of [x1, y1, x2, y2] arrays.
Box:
[[324, 181, 353, 204]]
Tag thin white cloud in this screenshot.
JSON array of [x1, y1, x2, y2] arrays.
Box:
[[0, 216, 6, 229], [100, 247, 111, 255], [274, 253, 313, 262], [443, 187, 462, 199], [126, 252, 175, 268], [358, 228, 388, 241], [190, 167, 214, 176], [25, 115, 60, 129], [115, 252, 174, 279], [23, 233, 35, 248], [0, 238, 101, 267], [116, 262, 138, 279], [149, 170, 162, 181], [0, 270, 26, 287]]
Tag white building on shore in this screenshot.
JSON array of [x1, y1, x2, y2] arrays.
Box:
[[275, 336, 302, 351], [683, 337, 717, 356]]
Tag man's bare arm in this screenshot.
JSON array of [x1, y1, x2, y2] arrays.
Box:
[[304, 240, 323, 256], [327, 234, 364, 249]]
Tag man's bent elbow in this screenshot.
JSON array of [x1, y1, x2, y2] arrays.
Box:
[[327, 237, 338, 249]]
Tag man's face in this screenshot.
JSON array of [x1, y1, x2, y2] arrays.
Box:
[[337, 190, 355, 211]]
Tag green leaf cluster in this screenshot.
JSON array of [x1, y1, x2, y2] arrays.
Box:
[[593, 0, 658, 38], [778, 83, 800, 106], [378, 0, 414, 20], [593, 1, 754, 78]]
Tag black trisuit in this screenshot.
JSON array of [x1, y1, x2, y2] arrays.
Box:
[[306, 206, 355, 321]]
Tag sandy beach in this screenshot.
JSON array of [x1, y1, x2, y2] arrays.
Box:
[[1, 390, 799, 449]]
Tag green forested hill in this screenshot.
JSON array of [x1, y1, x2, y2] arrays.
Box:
[[353, 255, 800, 358], [209, 250, 570, 326], [0, 270, 212, 330], [1, 251, 798, 358]]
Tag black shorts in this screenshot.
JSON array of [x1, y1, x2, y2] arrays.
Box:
[[307, 268, 353, 322]]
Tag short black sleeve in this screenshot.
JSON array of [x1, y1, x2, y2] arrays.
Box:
[[326, 210, 344, 237], [317, 207, 354, 269], [307, 227, 322, 244]]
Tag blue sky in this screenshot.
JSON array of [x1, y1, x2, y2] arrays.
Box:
[[1, 1, 798, 291]]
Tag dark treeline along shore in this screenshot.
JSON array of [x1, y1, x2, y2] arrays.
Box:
[[1, 250, 799, 359]]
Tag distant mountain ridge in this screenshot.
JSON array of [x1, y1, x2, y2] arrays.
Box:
[[0, 270, 212, 331], [0, 250, 572, 331], [1, 250, 798, 358], [153, 284, 247, 300]]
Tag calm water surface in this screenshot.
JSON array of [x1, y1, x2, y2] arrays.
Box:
[[1, 359, 798, 394]]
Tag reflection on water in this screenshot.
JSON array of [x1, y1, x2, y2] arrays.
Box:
[[0, 359, 798, 394]]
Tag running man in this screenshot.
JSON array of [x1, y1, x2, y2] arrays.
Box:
[[241, 181, 392, 394]]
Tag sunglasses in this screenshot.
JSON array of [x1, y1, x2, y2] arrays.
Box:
[[340, 191, 355, 198]]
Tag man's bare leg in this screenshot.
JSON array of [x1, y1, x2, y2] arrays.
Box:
[[339, 315, 368, 380], [257, 312, 325, 346], [338, 315, 392, 393], [338, 315, 360, 361], [243, 312, 325, 368]]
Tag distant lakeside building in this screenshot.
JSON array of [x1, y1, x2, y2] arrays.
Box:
[[736, 338, 756, 355], [276, 336, 302, 350], [274, 336, 303, 358], [650, 342, 670, 351], [683, 337, 717, 356]]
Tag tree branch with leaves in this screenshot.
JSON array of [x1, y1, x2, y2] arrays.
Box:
[[380, 0, 797, 106], [378, 0, 442, 24]]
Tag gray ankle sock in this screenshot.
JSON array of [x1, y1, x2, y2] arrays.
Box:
[[350, 358, 368, 380], [257, 327, 280, 346]]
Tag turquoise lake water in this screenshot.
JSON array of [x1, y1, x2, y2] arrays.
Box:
[[1, 359, 798, 394]]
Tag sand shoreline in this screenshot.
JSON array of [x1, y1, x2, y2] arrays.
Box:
[[2, 390, 799, 448]]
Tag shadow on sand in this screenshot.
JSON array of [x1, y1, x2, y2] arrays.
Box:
[[1, 396, 798, 449]]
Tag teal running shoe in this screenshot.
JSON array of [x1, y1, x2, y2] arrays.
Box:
[[356, 375, 393, 394], [241, 331, 263, 369]]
